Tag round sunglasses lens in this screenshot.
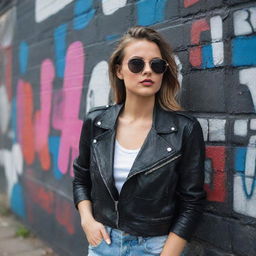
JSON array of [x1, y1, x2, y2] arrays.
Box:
[[128, 59, 144, 73], [151, 59, 167, 73]]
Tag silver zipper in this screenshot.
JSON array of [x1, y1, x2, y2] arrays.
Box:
[[93, 147, 119, 228], [114, 201, 119, 228], [144, 154, 182, 175], [121, 153, 182, 186]]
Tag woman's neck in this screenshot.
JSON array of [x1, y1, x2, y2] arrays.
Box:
[[120, 95, 155, 122]]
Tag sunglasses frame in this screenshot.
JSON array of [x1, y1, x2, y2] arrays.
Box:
[[127, 57, 169, 74]]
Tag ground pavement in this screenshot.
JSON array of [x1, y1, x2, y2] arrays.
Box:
[[0, 196, 58, 256]]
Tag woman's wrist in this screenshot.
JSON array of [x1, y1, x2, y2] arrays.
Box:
[[161, 232, 187, 256], [78, 200, 95, 224]]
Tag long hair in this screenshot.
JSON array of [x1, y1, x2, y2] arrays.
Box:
[[108, 26, 184, 111]]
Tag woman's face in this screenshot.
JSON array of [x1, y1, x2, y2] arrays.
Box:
[[116, 39, 164, 99]]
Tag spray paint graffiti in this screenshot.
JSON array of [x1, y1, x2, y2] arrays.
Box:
[[184, 0, 200, 8], [54, 24, 67, 78], [17, 80, 35, 165], [35, 0, 74, 23], [0, 7, 25, 219], [0, 86, 10, 134], [102, 0, 127, 15], [234, 142, 256, 218], [13, 40, 84, 232], [232, 7, 256, 219], [73, 0, 96, 30], [232, 8, 256, 67], [0, 144, 25, 218], [197, 118, 227, 202], [233, 118, 256, 218], [0, 7, 15, 134], [233, 7, 256, 36], [232, 36, 256, 67], [190, 16, 223, 68], [136, 0, 168, 26], [239, 68, 256, 111], [205, 146, 226, 202], [25, 177, 75, 234], [86, 61, 110, 112], [35, 60, 55, 170], [56, 41, 84, 177]]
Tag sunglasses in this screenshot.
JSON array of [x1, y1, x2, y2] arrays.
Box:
[[127, 58, 168, 74]]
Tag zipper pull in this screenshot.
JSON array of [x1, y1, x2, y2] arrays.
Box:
[[114, 201, 118, 211], [114, 201, 119, 228]]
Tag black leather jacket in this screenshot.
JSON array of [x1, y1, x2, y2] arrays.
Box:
[[73, 102, 206, 241]]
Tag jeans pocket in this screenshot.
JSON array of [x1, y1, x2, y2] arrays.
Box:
[[105, 225, 112, 236], [89, 238, 104, 249], [88, 225, 112, 250], [143, 235, 168, 255]]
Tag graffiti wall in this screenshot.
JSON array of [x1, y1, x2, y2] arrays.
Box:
[[0, 0, 255, 255]]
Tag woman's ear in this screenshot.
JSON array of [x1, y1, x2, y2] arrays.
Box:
[[116, 64, 123, 80]]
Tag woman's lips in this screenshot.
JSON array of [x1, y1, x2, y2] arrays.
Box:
[[140, 79, 154, 86]]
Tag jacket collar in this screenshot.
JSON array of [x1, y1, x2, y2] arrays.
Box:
[[94, 101, 178, 133]]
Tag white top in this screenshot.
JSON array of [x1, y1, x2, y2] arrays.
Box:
[[113, 139, 140, 194]]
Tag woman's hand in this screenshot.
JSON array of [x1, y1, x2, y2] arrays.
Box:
[[82, 218, 111, 246], [160, 232, 186, 256], [77, 200, 111, 246]]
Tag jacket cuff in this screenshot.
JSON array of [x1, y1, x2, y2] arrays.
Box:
[[72, 158, 92, 209], [169, 197, 206, 241]]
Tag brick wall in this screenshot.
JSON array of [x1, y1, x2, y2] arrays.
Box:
[[0, 0, 255, 255]]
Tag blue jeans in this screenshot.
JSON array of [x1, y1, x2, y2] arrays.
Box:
[[88, 225, 185, 256]]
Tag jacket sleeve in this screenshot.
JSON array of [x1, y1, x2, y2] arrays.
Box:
[[169, 119, 206, 241], [72, 112, 93, 209]]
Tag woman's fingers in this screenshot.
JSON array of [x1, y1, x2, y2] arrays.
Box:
[[87, 229, 102, 246], [90, 236, 103, 246], [101, 226, 111, 245]]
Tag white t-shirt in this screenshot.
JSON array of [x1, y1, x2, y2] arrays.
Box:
[[113, 139, 140, 194]]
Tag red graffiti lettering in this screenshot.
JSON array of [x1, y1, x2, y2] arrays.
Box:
[[184, 0, 200, 8], [189, 19, 209, 67], [205, 146, 226, 202], [17, 80, 35, 164], [25, 179, 54, 214], [55, 197, 75, 234]]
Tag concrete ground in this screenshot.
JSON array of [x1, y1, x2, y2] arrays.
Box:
[[0, 196, 58, 256]]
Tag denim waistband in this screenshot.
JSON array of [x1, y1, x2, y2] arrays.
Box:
[[105, 225, 146, 244], [104, 225, 168, 245]]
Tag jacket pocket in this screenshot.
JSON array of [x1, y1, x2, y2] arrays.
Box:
[[134, 153, 182, 200]]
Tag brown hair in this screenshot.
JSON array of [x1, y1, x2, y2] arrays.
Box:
[[108, 26, 183, 111]]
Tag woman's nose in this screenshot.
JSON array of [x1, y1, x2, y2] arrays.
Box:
[[142, 62, 152, 73]]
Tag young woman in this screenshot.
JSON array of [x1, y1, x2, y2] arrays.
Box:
[[73, 26, 206, 256]]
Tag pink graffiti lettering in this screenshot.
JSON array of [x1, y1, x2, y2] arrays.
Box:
[[55, 41, 84, 177]]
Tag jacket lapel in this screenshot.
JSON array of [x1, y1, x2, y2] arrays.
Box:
[[92, 103, 124, 200], [127, 128, 178, 178], [92, 129, 119, 200], [127, 102, 179, 177]]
